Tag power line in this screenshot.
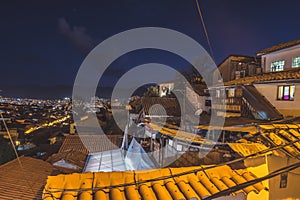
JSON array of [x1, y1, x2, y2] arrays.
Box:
[[195, 0, 215, 61], [43, 161, 300, 199], [204, 161, 300, 200], [43, 137, 300, 195]]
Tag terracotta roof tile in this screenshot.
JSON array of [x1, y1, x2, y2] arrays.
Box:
[[257, 38, 300, 55], [238, 124, 300, 158], [227, 143, 268, 157], [0, 156, 60, 200], [43, 165, 266, 200], [59, 135, 122, 154], [225, 68, 300, 85], [59, 135, 88, 154], [141, 97, 181, 117], [47, 150, 87, 172]]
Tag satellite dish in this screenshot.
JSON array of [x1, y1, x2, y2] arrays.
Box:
[[195, 109, 203, 116]]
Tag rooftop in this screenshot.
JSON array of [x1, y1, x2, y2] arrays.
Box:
[[43, 164, 266, 200], [218, 55, 260, 67], [224, 68, 300, 85], [257, 38, 300, 56], [0, 156, 60, 200], [141, 97, 181, 117], [240, 123, 300, 158], [149, 123, 206, 144], [47, 150, 87, 172], [59, 134, 122, 154]]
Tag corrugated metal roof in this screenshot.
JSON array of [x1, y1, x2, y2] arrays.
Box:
[[0, 156, 60, 200], [43, 165, 266, 200]]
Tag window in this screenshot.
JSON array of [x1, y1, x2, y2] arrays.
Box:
[[227, 88, 235, 98], [216, 90, 220, 98], [271, 60, 285, 72], [280, 172, 288, 188], [205, 100, 211, 107], [292, 57, 300, 68], [277, 85, 295, 100]]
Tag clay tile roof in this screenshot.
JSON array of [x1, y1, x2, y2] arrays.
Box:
[[59, 135, 89, 154], [225, 68, 300, 85], [46, 150, 87, 172], [238, 124, 300, 158], [257, 38, 300, 56], [59, 135, 123, 154], [141, 97, 181, 117], [0, 156, 60, 200], [259, 124, 300, 158], [43, 165, 266, 200]]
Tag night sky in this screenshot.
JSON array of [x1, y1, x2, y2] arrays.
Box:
[[1, 0, 300, 98]]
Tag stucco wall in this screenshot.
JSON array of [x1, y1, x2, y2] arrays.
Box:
[[254, 83, 300, 116], [245, 154, 300, 200], [267, 155, 300, 200], [246, 156, 269, 200], [262, 44, 300, 72], [186, 86, 210, 113]]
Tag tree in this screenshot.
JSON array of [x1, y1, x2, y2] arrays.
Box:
[[0, 135, 15, 165], [143, 86, 159, 97]]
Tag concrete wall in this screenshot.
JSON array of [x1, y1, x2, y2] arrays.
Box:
[[262, 44, 300, 72], [246, 154, 300, 200], [218, 59, 232, 82], [254, 83, 300, 117], [216, 56, 261, 83], [186, 86, 210, 113], [246, 156, 269, 200], [267, 155, 300, 200]]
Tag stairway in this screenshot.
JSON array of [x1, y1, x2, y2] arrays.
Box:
[[241, 85, 283, 120]]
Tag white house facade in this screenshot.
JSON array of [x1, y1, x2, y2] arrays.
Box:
[[257, 39, 300, 73]]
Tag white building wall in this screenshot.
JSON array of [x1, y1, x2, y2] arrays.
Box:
[[262, 44, 300, 72], [159, 83, 174, 97], [186, 86, 210, 113], [254, 83, 300, 116]]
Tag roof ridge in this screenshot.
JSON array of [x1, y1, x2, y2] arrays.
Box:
[[0, 155, 25, 169], [257, 38, 300, 56]]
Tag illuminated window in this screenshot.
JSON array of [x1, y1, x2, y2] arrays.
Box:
[[277, 85, 295, 100], [271, 60, 285, 72], [292, 57, 300, 68], [227, 88, 235, 97], [216, 90, 220, 98]]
